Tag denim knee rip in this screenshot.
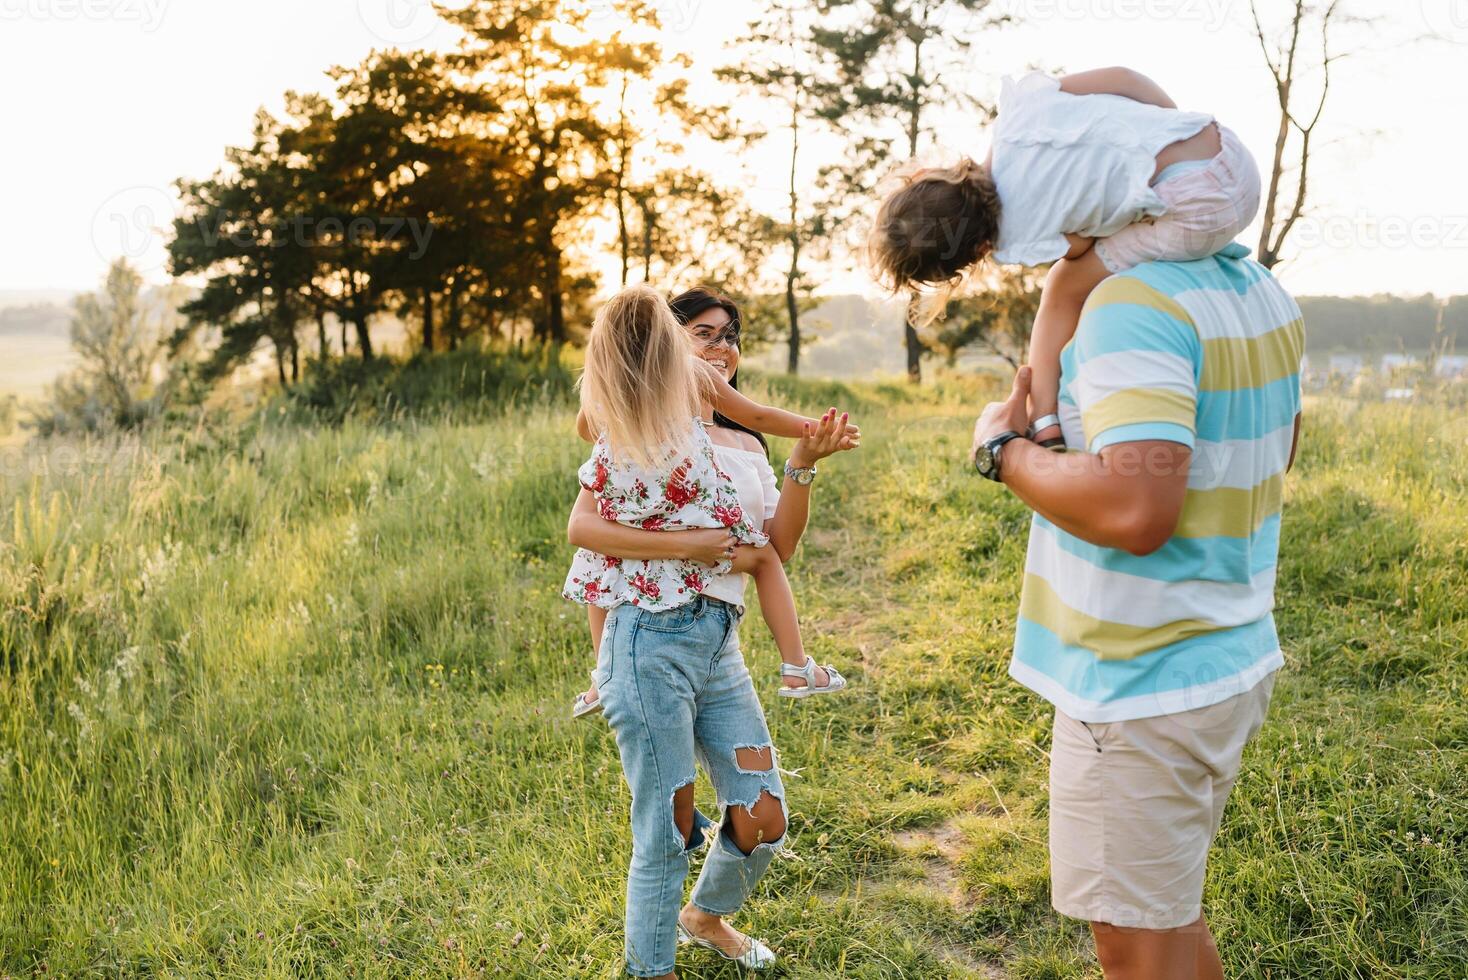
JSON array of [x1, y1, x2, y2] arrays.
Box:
[[671, 773, 713, 855], [717, 743, 788, 848]]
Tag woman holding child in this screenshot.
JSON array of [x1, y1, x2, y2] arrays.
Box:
[[565, 285, 859, 977]]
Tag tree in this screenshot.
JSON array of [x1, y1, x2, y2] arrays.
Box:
[[441, 0, 661, 346], [323, 49, 524, 352], [817, 0, 1005, 381], [1250, 0, 1358, 269], [925, 266, 1043, 368], [170, 106, 326, 383], [720, 0, 841, 374], [38, 260, 179, 433]]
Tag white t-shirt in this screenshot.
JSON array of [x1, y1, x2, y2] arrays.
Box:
[[990, 72, 1214, 267], [702, 437, 779, 609]]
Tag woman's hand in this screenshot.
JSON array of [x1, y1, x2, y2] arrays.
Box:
[[790, 408, 861, 468], [676, 529, 739, 566]]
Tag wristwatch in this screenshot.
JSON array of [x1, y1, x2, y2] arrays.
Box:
[[784, 459, 817, 485], [974, 431, 1024, 482]]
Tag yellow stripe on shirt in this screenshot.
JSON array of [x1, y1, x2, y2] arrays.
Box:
[[1174, 472, 1285, 540], [1019, 573, 1221, 660], [1085, 275, 1195, 327], [1199, 319, 1306, 392], [1082, 387, 1196, 439]]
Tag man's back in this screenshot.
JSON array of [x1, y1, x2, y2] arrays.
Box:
[[1011, 244, 1304, 722]]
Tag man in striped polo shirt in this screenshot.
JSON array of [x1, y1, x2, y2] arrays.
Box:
[[971, 242, 1303, 979]]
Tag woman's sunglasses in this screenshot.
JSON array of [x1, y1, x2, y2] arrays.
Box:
[[690, 320, 741, 349]]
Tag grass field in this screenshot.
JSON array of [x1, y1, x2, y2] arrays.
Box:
[[0, 334, 74, 403], [1, 356, 1465, 977]]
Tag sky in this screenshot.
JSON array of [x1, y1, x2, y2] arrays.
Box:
[[0, 0, 1464, 300]]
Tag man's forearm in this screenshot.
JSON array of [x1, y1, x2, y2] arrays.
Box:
[[1001, 439, 1190, 555]]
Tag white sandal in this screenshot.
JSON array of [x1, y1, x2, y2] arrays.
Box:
[[571, 668, 604, 720], [777, 656, 847, 698], [676, 920, 777, 970]]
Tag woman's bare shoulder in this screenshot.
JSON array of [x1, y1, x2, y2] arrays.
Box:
[[707, 425, 766, 457]]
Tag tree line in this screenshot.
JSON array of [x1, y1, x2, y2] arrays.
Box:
[[161, 0, 1028, 388], [33, 0, 1369, 433]]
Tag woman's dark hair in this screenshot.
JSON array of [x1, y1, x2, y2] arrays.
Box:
[[668, 286, 768, 453]]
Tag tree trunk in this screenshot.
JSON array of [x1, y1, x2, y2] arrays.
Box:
[[641, 202, 656, 280], [273, 338, 287, 387], [545, 246, 566, 346], [354, 316, 374, 360], [315, 308, 329, 359], [905, 295, 923, 384], [1257, 97, 1291, 269], [786, 90, 801, 375], [785, 272, 801, 375], [290, 336, 300, 383], [904, 40, 926, 382], [617, 75, 631, 286], [422, 286, 436, 352], [446, 276, 463, 350]]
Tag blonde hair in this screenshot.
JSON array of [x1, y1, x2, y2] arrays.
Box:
[[867, 157, 1002, 328], [579, 284, 708, 467]]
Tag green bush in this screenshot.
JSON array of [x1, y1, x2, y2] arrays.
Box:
[[282, 346, 575, 425]]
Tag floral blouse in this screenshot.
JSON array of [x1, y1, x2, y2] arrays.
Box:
[[562, 419, 769, 611]]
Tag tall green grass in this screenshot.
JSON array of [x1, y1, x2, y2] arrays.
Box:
[[1, 358, 1464, 977]]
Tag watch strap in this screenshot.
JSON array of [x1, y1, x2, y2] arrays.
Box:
[[978, 430, 1024, 481]]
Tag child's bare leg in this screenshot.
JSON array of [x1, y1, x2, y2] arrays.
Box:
[[1029, 249, 1111, 445], [582, 605, 607, 702], [731, 545, 829, 689]]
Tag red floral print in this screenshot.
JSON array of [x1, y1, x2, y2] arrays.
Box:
[[664, 459, 698, 508], [563, 420, 770, 612], [629, 573, 661, 601], [711, 504, 744, 528]]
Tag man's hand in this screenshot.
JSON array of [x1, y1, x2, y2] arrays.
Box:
[[971, 366, 1033, 468]]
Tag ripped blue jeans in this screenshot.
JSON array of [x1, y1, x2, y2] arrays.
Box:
[[598, 597, 787, 977]]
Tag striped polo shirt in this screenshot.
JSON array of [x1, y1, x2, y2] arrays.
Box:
[[1010, 243, 1304, 722]]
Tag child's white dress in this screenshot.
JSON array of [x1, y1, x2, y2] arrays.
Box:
[[563, 420, 769, 612], [990, 72, 1260, 274]]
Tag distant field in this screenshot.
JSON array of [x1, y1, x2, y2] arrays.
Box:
[[0, 333, 74, 402]]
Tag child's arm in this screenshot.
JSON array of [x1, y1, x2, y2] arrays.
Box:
[[1058, 67, 1176, 109], [575, 407, 595, 443], [696, 359, 814, 440]]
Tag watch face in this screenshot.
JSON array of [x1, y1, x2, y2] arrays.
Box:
[[975, 444, 996, 478]]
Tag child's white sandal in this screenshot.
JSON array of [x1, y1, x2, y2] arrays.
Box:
[[571, 667, 604, 719], [777, 656, 847, 698]]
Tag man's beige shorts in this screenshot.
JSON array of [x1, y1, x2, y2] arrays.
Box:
[[1048, 673, 1276, 930]]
